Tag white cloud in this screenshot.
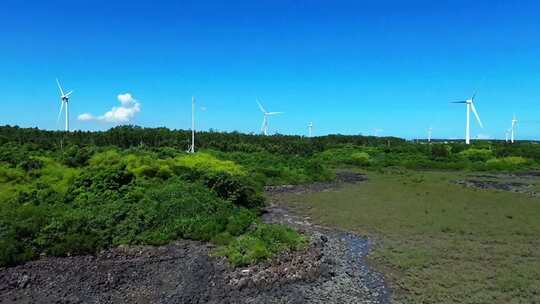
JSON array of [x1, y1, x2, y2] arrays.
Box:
[[476, 133, 491, 140], [77, 113, 95, 121], [78, 93, 141, 124]]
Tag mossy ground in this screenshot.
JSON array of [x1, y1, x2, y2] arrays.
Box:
[[282, 170, 540, 303]]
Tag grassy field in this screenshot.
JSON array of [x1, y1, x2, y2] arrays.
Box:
[[281, 170, 540, 303]]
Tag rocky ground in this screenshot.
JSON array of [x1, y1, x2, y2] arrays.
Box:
[[453, 171, 540, 197], [0, 172, 391, 304], [262, 172, 390, 304]]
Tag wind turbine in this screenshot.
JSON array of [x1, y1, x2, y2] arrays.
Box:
[[505, 129, 510, 143], [308, 122, 313, 137], [55, 78, 74, 132], [427, 127, 433, 142], [511, 115, 518, 143], [257, 98, 282, 136], [187, 96, 196, 153], [451, 93, 483, 144]]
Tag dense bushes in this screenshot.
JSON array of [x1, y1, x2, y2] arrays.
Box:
[[211, 150, 334, 185], [313, 145, 538, 172], [458, 148, 494, 162], [486, 156, 529, 171], [0, 146, 304, 267], [0, 163, 298, 267]]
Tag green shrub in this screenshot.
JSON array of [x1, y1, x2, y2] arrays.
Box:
[[218, 223, 306, 266], [0, 164, 25, 183], [88, 149, 123, 167], [459, 148, 494, 162], [203, 172, 265, 209], [430, 144, 451, 159], [62, 145, 94, 168], [350, 151, 371, 166], [173, 153, 246, 176], [486, 157, 529, 170], [224, 234, 269, 266], [18, 158, 44, 173], [226, 208, 256, 236]]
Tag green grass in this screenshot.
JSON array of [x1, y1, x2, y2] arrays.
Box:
[[281, 170, 540, 303]]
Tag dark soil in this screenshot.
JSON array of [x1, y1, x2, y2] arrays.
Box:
[[0, 171, 390, 304], [453, 178, 538, 197], [264, 171, 368, 195], [0, 240, 331, 304]]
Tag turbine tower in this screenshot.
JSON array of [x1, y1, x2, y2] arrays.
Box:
[[257, 98, 282, 136], [451, 93, 483, 145], [511, 115, 518, 143], [505, 129, 510, 143], [188, 96, 195, 153], [427, 127, 433, 142], [55, 78, 74, 132], [308, 122, 313, 137]]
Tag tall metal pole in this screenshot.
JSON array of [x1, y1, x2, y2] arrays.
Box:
[[65, 100, 69, 132], [511, 127, 514, 143], [465, 102, 471, 144], [192, 96, 195, 151]]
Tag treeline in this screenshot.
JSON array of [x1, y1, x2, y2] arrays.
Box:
[[1, 125, 539, 165], [0, 125, 405, 156]]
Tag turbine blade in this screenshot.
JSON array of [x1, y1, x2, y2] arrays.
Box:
[[56, 78, 65, 96], [257, 98, 267, 113], [470, 102, 483, 128], [266, 112, 283, 115], [65, 90, 74, 97], [57, 101, 64, 124], [451, 101, 467, 104], [471, 92, 476, 101]]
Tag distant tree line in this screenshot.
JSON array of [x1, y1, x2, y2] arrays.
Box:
[[0, 125, 406, 156]]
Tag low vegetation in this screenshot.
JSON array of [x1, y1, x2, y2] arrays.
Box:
[[283, 170, 540, 303]]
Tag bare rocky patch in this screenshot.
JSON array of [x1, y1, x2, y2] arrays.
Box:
[[452, 172, 540, 197], [264, 171, 368, 195]]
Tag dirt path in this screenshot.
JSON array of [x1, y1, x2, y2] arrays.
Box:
[[0, 172, 391, 304]]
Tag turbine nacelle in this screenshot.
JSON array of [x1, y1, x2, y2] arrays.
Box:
[[257, 98, 282, 136], [61, 91, 74, 101], [56, 78, 73, 132], [451, 92, 483, 144]]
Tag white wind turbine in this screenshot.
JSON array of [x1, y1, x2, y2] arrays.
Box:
[[308, 122, 313, 137], [257, 98, 282, 136], [505, 129, 510, 143], [427, 127, 433, 142], [451, 93, 483, 144], [511, 114, 518, 143], [55, 78, 74, 132]]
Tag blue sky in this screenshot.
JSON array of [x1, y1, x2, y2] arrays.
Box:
[[1, 0, 539, 139]]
